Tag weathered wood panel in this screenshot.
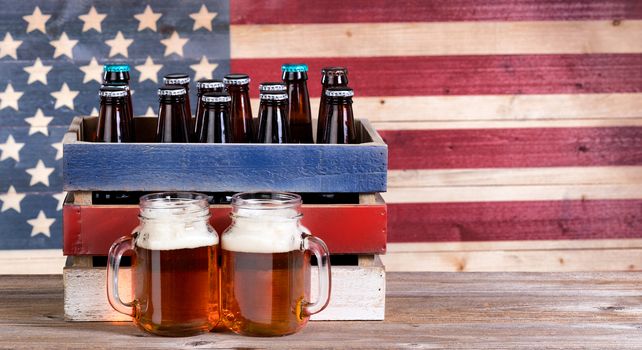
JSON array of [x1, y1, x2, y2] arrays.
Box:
[[231, 0, 642, 24], [4, 272, 642, 348], [63, 117, 387, 193]]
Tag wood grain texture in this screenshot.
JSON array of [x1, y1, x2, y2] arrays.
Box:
[[0, 250, 64, 274], [230, 21, 642, 58], [4, 273, 642, 348], [231, 0, 642, 24], [63, 194, 387, 255], [387, 200, 642, 242], [233, 54, 642, 98], [63, 256, 385, 321], [373, 118, 642, 130], [63, 117, 387, 193], [381, 127, 642, 170], [388, 166, 642, 187], [387, 239, 642, 252]]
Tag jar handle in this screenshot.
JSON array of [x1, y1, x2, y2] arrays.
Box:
[[106, 235, 135, 316], [301, 228, 332, 316]]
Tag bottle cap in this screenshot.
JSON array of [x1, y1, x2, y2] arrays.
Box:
[[158, 85, 187, 96], [325, 87, 354, 97], [281, 63, 308, 73], [223, 74, 250, 85], [163, 73, 190, 85], [103, 64, 130, 73], [260, 93, 288, 101], [202, 92, 231, 103], [259, 82, 287, 92], [99, 86, 128, 98], [196, 79, 225, 90]]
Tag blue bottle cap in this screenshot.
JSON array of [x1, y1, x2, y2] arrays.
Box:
[[281, 63, 308, 73], [103, 64, 130, 73]]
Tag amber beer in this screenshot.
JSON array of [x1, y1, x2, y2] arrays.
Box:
[[221, 249, 310, 336], [221, 192, 331, 337], [107, 192, 219, 336], [282, 63, 313, 143]]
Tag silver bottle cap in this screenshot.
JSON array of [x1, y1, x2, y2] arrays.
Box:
[[202, 94, 231, 103], [260, 93, 288, 101]]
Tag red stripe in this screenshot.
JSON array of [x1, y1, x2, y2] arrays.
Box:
[[388, 200, 642, 242], [382, 127, 642, 170], [231, 0, 642, 24], [231, 54, 642, 98]]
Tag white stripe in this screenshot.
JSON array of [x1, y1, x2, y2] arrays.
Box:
[[232, 21, 642, 58], [0, 249, 64, 274]]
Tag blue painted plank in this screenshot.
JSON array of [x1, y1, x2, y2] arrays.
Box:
[[63, 118, 388, 193]]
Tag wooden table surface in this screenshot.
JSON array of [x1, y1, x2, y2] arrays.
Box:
[[2, 272, 642, 349]]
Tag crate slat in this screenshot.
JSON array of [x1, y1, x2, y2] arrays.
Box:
[[63, 193, 387, 255], [63, 255, 385, 321], [63, 117, 387, 193]]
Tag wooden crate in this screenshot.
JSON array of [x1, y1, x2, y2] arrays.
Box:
[[62, 116, 387, 193], [63, 192, 387, 255], [64, 254, 385, 322]]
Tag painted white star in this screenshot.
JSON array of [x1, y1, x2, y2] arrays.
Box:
[[51, 141, 63, 160], [0, 186, 26, 213], [0, 135, 24, 162], [23, 6, 50, 34], [160, 31, 188, 57], [189, 4, 217, 31], [53, 192, 66, 211], [78, 6, 106, 33], [51, 83, 79, 110], [145, 106, 155, 116], [50, 32, 78, 59], [27, 210, 55, 238], [23, 58, 52, 85], [0, 33, 22, 59], [0, 84, 23, 110], [105, 31, 133, 58], [190, 56, 218, 81], [24, 109, 53, 136], [134, 5, 162, 32], [90, 107, 99, 116], [25, 160, 54, 187], [135, 56, 162, 83], [79, 57, 102, 84]]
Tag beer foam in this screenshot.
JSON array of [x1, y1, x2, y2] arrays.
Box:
[[222, 208, 304, 253], [135, 204, 218, 251]]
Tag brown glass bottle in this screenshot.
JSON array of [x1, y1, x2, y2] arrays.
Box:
[[282, 63, 312, 143], [224, 74, 253, 143], [257, 92, 289, 144], [195, 79, 225, 137], [317, 67, 348, 143], [164, 74, 192, 138], [103, 64, 134, 123], [195, 92, 233, 143], [320, 87, 356, 144], [96, 86, 133, 143], [156, 85, 191, 143]]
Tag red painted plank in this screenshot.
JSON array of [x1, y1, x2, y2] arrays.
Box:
[[382, 127, 642, 170], [63, 203, 387, 256], [231, 0, 642, 24], [388, 200, 642, 242], [231, 54, 642, 98]]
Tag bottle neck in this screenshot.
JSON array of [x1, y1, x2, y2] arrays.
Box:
[[282, 71, 308, 81], [227, 84, 249, 93]]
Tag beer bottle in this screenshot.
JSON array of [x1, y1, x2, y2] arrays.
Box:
[[320, 87, 356, 144], [103, 63, 134, 123], [282, 63, 312, 143], [195, 92, 233, 143], [195, 79, 225, 137], [317, 67, 348, 143], [257, 92, 289, 144], [224, 74, 253, 143], [156, 85, 190, 143], [97, 86, 133, 143], [163, 73, 192, 137]]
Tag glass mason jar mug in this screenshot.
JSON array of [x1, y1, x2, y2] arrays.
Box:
[[221, 192, 331, 336], [106, 192, 219, 336]]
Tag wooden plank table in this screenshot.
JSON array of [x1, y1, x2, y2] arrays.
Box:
[[2, 272, 642, 349]]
